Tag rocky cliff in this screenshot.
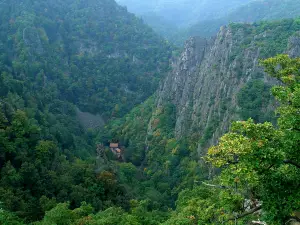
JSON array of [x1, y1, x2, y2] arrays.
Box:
[[154, 22, 300, 155], [104, 19, 300, 167]]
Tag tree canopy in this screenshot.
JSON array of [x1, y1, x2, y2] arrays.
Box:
[[205, 55, 300, 224]]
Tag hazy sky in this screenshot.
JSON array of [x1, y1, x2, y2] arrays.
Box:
[[116, 0, 254, 27]]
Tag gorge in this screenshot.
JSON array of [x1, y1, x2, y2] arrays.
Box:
[[0, 0, 299, 224]]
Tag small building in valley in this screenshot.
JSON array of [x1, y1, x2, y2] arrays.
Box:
[[109, 142, 122, 159]]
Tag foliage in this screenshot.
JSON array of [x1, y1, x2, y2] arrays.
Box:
[[0, 208, 25, 225], [99, 97, 155, 165], [34, 202, 93, 225], [0, 0, 173, 222], [205, 55, 300, 224], [235, 19, 300, 58], [0, 108, 130, 221], [237, 79, 274, 123], [95, 22, 300, 223], [98, 95, 207, 218], [0, 0, 172, 117], [1, 0, 300, 223]]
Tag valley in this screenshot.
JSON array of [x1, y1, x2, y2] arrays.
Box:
[[0, 0, 299, 224]]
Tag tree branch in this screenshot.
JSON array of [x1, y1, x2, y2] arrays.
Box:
[[283, 160, 300, 169], [289, 216, 300, 223], [227, 160, 239, 165], [252, 221, 267, 225], [227, 206, 262, 221], [201, 182, 246, 196], [201, 182, 229, 189]]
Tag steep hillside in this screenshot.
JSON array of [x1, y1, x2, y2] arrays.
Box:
[[0, 0, 173, 222], [2, 8, 300, 225], [157, 19, 300, 152], [101, 18, 300, 206], [174, 0, 300, 45], [0, 0, 172, 118]]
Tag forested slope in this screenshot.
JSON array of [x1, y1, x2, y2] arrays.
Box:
[[98, 18, 300, 224], [0, 0, 172, 222], [1, 1, 300, 225], [173, 0, 300, 45], [0, 0, 172, 117]]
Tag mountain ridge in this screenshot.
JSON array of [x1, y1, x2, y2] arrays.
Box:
[[0, 0, 173, 221], [173, 0, 300, 45], [102, 19, 300, 199]]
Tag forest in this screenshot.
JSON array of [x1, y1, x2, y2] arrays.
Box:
[[0, 0, 299, 225], [172, 0, 300, 46], [175, 0, 300, 45]]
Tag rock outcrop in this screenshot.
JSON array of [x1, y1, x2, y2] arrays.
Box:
[[153, 25, 300, 155]]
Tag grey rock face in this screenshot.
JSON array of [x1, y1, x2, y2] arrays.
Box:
[[288, 33, 300, 57], [154, 26, 300, 155], [156, 37, 208, 138], [23, 27, 44, 57]]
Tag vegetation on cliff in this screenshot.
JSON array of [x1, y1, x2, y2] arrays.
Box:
[[2, 53, 299, 225], [0, 0, 172, 117], [0, 1, 299, 224], [0, 0, 172, 222]]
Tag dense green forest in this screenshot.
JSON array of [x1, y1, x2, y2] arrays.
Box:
[[0, 0, 172, 117], [2, 53, 299, 225], [0, 0, 300, 225], [172, 0, 300, 46], [0, 0, 172, 223], [92, 20, 300, 225]]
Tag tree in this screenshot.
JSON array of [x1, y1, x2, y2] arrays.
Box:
[[35, 202, 93, 225], [206, 55, 300, 224], [0, 208, 24, 225]]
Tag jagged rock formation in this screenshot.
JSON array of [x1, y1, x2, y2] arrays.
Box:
[[288, 32, 300, 58], [104, 20, 300, 168], [154, 24, 300, 155]]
